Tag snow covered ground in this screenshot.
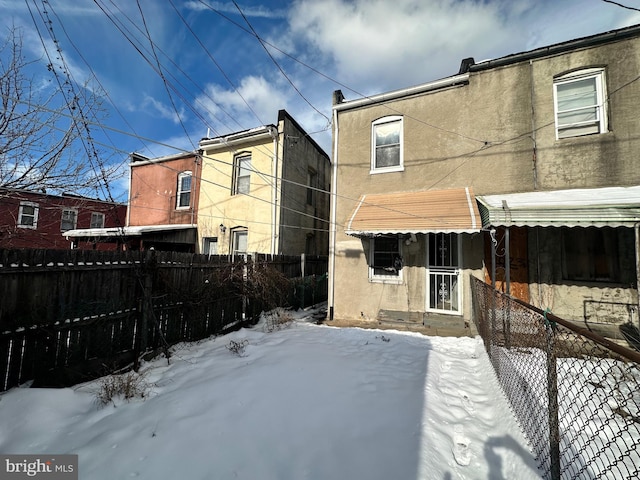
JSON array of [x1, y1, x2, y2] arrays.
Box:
[[0, 308, 541, 479]]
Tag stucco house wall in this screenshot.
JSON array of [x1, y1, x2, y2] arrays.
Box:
[[330, 25, 640, 326]]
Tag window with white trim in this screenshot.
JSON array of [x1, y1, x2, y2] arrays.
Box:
[[554, 68, 607, 139], [90, 212, 105, 228], [177, 171, 192, 208], [18, 202, 38, 229], [233, 154, 251, 195], [61, 208, 78, 231], [203, 237, 218, 255], [371, 116, 403, 173], [232, 229, 248, 256], [369, 235, 402, 282]]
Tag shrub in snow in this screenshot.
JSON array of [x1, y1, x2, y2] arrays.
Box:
[[95, 371, 149, 406], [226, 339, 249, 357], [263, 308, 294, 333]]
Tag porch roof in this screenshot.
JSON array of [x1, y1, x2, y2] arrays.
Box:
[[63, 224, 197, 239], [476, 186, 640, 227], [344, 187, 482, 236]]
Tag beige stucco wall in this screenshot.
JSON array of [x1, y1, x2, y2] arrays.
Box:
[[331, 32, 640, 323], [198, 137, 277, 255]]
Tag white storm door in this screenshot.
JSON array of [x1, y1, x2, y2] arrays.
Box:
[[427, 233, 462, 314]]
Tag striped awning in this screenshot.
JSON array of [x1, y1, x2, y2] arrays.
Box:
[[344, 187, 482, 236], [476, 186, 640, 227]]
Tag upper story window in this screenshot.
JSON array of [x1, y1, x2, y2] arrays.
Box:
[[307, 168, 317, 206], [90, 212, 105, 229], [554, 68, 607, 139], [18, 202, 38, 229], [61, 208, 78, 231], [233, 154, 251, 195], [371, 116, 403, 174], [177, 171, 192, 209]]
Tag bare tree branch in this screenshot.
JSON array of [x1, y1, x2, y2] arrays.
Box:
[[0, 26, 121, 197]]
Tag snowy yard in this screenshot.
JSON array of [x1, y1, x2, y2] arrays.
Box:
[[0, 309, 541, 479]]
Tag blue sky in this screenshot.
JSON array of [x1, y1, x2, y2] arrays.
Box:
[[2, 0, 640, 201]]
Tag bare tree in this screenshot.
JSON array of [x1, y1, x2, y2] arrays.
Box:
[[0, 26, 119, 197]]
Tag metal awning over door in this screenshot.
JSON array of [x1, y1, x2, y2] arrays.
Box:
[[345, 187, 482, 236]]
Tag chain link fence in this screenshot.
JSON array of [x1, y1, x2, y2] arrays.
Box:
[[471, 277, 640, 480]]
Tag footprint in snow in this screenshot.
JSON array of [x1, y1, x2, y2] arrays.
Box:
[[452, 424, 471, 466], [460, 390, 475, 414]]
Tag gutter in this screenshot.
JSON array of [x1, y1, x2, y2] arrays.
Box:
[[333, 73, 469, 112], [470, 24, 640, 73], [199, 126, 275, 151], [270, 126, 279, 255]]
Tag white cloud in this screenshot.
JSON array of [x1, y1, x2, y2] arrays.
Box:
[[286, 0, 640, 96], [141, 94, 186, 125], [184, 1, 287, 19], [197, 75, 289, 134]]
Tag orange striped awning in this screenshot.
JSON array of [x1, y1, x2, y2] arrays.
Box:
[[345, 187, 482, 236]]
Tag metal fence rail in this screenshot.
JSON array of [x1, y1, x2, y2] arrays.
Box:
[[471, 277, 640, 480]]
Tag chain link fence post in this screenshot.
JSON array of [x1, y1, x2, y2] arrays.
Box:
[[545, 317, 561, 480]]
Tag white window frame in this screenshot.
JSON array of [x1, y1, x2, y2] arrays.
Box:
[[203, 236, 218, 256], [176, 171, 192, 209], [18, 202, 39, 229], [60, 208, 78, 231], [371, 116, 404, 174], [553, 68, 607, 140], [90, 212, 105, 229], [368, 235, 403, 284], [231, 229, 248, 256]]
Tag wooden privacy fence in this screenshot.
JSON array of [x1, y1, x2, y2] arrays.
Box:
[[0, 249, 328, 392]]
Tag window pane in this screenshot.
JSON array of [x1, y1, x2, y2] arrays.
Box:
[[375, 122, 400, 146], [557, 78, 597, 111], [180, 175, 192, 192], [61, 210, 77, 231], [90, 213, 104, 228], [372, 236, 400, 276], [375, 145, 400, 168], [234, 231, 247, 254], [237, 177, 250, 194], [178, 192, 191, 207], [235, 156, 251, 194], [558, 108, 597, 126], [374, 120, 401, 169]]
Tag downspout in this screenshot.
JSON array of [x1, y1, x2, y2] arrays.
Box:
[[270, 126, 279, 255], [328, 109, 339, 321], [126, 157, 133, 227]]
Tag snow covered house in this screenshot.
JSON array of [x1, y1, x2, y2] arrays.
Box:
[[328, 24, 640, 338]]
